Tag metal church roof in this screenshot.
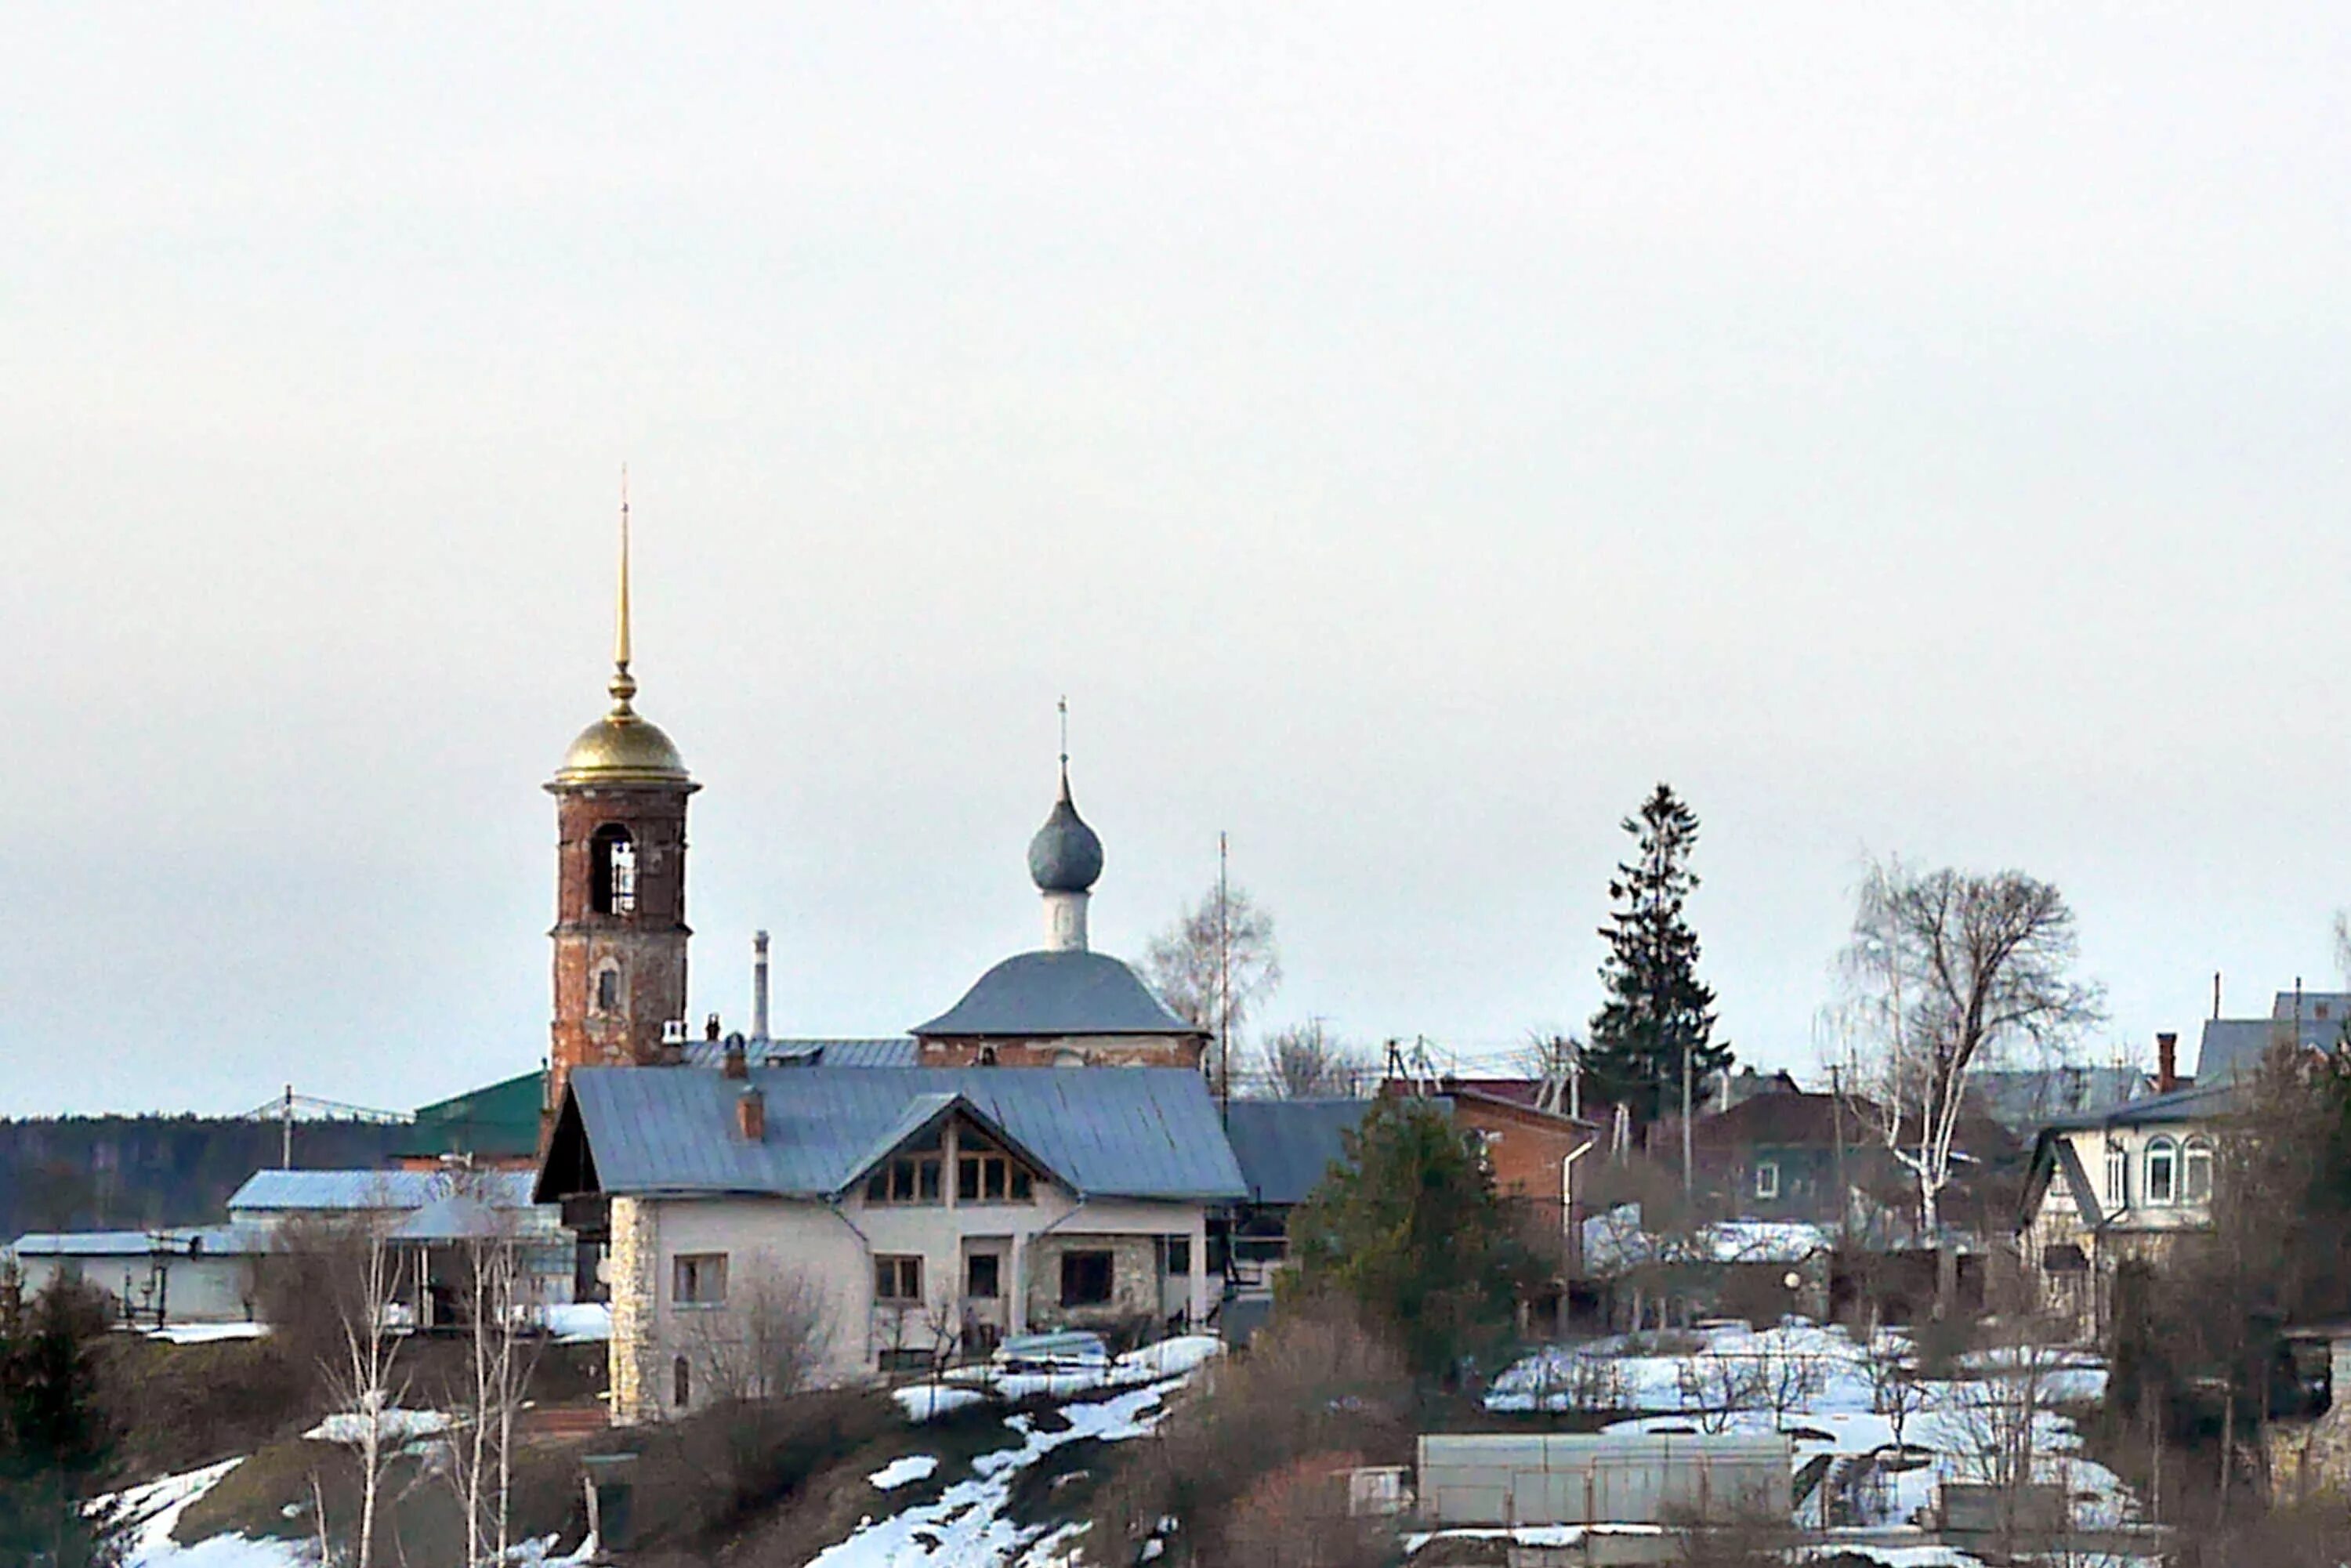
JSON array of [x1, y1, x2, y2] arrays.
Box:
[[679, 1037, 920, 1069], [549, 1065, 1245, 1203], [912, 951, 1197, 1037]]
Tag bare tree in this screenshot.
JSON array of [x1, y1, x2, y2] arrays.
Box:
[[678, 1253, 837, 1403], [1143, 882, 1282, 1063], [1834, 858, 2103, 1314], [1860, 1329, 1925, 1454], [313, 1212, 408, 1568], [444, 1183, 546, 1568], [1263, 1020, 1371, 1099]]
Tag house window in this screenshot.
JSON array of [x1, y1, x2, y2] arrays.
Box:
[[2183, 1138, 2214, 1203], [2106, 1143, 2128, 1207], [965, 1254, 1002, 1299], [2146, 1137, 2178, 1205], [672, 1355, 690, 1407], [590, 824, 638, 915], [672, 1253, 727, 1307], [1060, 1250, 1114, 1308], [594, 965, 622, 1014], [1165, 1236, 1192, 1276], [1754, 1161, 1780, 1200], [957, 1152, 1034, 1204], [875, 1255, 924, 1303], [866, 1155, 944, 1205]]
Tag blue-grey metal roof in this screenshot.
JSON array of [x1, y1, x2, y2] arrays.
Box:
[[556, 1066, 1246, 1202], [1222, 1099, 1382, 1207], [679, 1037, 920, 1069], [2039, 1078, 2237, 1132], [913, 951, 1197, 1037], [227, 1168, 538, 1213], [9, 1226, 270, 1258], [1968, 1067, 2152, 1135], [2196, 1016, 2342, 1081]]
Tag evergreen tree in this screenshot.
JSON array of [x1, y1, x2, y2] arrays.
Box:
[[0, 1273, 114, 1566], [1585, 784, 1730, 1124], [1283, 1098, 1534, 1381]]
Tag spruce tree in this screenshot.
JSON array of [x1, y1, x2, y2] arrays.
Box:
[[1585, 784, 1729, 1123]]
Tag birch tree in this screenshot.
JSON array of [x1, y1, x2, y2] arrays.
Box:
[[1835, 858, 2102, 1315], [316, 1215, 408, 1568], [447, 1192, 541, 1567]]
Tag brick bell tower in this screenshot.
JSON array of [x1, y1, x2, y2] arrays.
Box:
[[545, 484, 697, 1130]]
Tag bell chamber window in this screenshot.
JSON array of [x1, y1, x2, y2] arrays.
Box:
[[591, 824, 639, 915]]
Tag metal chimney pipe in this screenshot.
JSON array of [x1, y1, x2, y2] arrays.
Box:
[[752, 929, 771, 1043]]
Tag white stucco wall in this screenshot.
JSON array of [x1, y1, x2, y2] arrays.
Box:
[[606, 1117, 1213, 1421]]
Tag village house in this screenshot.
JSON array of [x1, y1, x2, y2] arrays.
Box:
[[2016, 1079, 2232, 1340], [534, 1063, 1242, 1422]]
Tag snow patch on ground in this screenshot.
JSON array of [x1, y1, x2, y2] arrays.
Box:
[[303, 1407, 452, 1445], [894, 1383, 991, 1421], [91, 1458, 310, 1567], [869, 1454, 940, 1491], [813, 1378, 1181, 1566], [940, 1334, 1225, 1403], [1487, 1324, 2135, 1532], [143, 1322, 271, 1345]]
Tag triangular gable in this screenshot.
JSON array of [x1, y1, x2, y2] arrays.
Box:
[[829, 1092, 1066, 1200], [2017, 1128, 2106, 1235], [533, 1087, 600, 1204]]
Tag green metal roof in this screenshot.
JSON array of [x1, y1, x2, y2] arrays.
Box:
[[402, 1070, 545, 1159]]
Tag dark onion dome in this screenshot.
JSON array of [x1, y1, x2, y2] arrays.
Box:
[[1027, 766, 1103, 893]]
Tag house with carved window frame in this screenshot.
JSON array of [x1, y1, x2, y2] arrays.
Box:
[[2016, 1080, 2233, 1341]]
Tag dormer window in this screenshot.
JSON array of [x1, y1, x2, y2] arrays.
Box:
[[591, 824, 638, 915], [2146, 1136, 2179, 1205]]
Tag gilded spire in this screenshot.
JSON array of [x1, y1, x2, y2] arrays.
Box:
[[610, 467, 637, 713]]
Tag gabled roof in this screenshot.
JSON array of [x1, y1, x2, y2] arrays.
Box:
[[1968, 1067, 2154, 1136], [2196, 1016, 2342, 1082], [912, 951, 1197, 1037], [831, 1092, 1062, 1200], [404, 1070, 545, 1159], [543, 1066, 1245, 1204], [1222, 1099, 1387, 1207], [2038, 1078, 2237, 1133]]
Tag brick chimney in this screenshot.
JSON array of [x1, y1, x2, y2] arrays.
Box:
[[723, 1040, 748, 1081], [2157, 1031, 2179, 1094], [736, 1085, 765, 1142], [705, 1012, 723, 1042]]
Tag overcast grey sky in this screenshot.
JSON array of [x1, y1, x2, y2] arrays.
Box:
[[5, 5, 2349, 1116]]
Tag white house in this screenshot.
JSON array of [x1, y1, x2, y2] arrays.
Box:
[[7, 1226, 271, 1326], [535, 1063, 1246, 1423], [2017, 1080, 2233, 1339]]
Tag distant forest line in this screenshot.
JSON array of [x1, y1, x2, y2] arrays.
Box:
[[0, 1118, 411, 1239]]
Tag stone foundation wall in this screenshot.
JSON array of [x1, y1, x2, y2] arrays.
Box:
[[606, 1197, 659, 1425]]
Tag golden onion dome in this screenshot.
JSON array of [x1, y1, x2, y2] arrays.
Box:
[[552, 668, 691, 787]]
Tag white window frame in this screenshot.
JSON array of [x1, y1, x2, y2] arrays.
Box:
[[2182, 1137, 2214, 1204], [1753, 1161, 1780, 1200], [2105, 1142, 2128, 1208], [2145, 1136, 2179, 1206]]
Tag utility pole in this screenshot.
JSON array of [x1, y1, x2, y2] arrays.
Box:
[[1831, 1063, 1849, 1243], [1217, 831, 1230, 1128], [281, 1084, 295, 1170]]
